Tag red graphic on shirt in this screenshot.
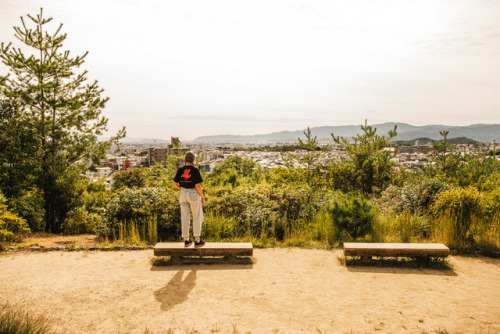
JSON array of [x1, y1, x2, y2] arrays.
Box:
[[181, 169, 191, 179]]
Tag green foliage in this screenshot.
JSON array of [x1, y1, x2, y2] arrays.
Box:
[[63, 207, 100, 235], [485, 186, 500, 215], [326, 194, 375, 240], [115, 218, 157, 246], [61, 179, 109, 234], [0, 99, 40, 200], [112, 163, 180, 190], [8, 189, 45, 232], [432, 187, 486, 246], [0, 9, 125, 233], [0, 304, 50, 334], [203, 210, 238, 240], [204, 184, 331, 240], [329, 120, 397, 195], [426, 131, 500, 189], [207, 155, 261, 186], [103, 187, 179, 241], [0, 204, 30, 242], [372, 210, 429, 243], [381, 178, 450, 214], [287, 127, 327, 185], [430, 130, 462, 177], [392, 211, 428, 243], [112, 168, 148, 190]]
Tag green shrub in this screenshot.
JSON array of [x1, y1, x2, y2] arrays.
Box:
[[432, 187, 486, 246], [326, 194, 375, 240], [203, 210, 238, 240], [206, 155, 261, 186], [8, 189, 45, 232], [103, 187, 179, 241], [0, 204, 30, 242], [485, 187, 500, 216], [63, 206, 102, 234], [394, 210, 428, 243], [311, 211, 337, 246], [205, 184, 331, 240], [381, 178, 450, 214], [112, 168, 148, 190], [61, 180, 109, 235]]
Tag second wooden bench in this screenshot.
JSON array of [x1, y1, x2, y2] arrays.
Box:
[[343, 242, 450, 262]]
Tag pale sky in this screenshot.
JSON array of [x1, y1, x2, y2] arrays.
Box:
[[1, 0, 499, 140]]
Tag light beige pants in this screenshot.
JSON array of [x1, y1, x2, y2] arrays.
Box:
[[179, 188, 203, 238]]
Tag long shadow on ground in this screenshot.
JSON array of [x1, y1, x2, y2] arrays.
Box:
[[153, 270, 197, 311]]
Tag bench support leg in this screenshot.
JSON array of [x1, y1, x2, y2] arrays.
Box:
[[359, 256, 374, 264]]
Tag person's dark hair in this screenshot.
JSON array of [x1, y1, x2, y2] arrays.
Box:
[[185, 151, 195, 164]]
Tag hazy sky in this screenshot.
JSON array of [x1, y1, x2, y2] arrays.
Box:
[[1, 0, 499, 140]]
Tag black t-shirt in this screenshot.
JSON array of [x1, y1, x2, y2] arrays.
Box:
[[173, 165, 203, 189]]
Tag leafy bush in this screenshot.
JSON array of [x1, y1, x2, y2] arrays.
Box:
[[326, 194, 375, 240], [103, 187, 179, 242], [432, 187, 486, 246], [62, 180, 109, 235], [382, 178, 450, 214], [425, 133, 500, 189], [206, 155, 261, 186], [393, 210, 428, 243], [112, 168, 148, 190], [485, 187, 500, 215], [203, 210, 238, 240], [8, 189, 45, 232], [63, 206, 102, 234], [0, 204, 30, 242], [205, 184, 331, 240]]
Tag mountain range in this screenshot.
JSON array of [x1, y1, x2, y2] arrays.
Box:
[[192, 123, 500, 143]]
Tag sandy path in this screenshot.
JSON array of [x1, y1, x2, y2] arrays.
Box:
[[0, 249, 499, 333]]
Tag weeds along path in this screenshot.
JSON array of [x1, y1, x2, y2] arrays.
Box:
[[0, 249, 499, 333]]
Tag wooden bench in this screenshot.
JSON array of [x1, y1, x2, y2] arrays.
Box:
[[154, 242, 253, 263], [343, 242, 450, 262]]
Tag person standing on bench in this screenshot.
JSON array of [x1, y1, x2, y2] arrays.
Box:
[[173, 151, 206, 247]]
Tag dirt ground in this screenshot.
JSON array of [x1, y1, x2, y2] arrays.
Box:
[[18, 233, 102, 248], [0, 247, 499, 334]]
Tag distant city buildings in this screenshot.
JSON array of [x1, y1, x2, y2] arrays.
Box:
[[84, 137, 497, 188], [148, 137, 189, 166]]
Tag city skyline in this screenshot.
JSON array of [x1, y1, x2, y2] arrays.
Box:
[[1, 0, 499, 140]]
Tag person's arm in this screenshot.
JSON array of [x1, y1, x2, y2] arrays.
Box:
[[195, 183, 205, 206], [173, 182, 181, 190]]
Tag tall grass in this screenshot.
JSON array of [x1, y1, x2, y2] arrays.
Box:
[[374, 210, 428, 243], [202, 202, 500, 256], [203, 210, 238, 241], [0, 304, 49, 334], [107, 216, 157, 246], [431, 210, 500, 251]]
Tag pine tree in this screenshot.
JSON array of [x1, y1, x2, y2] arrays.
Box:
[[296, 127, 326, 185], [0, 9, 125, 232], [330, 120, 397, 194]]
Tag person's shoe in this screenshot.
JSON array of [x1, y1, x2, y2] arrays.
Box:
[[184, 239, 193, 247], [194, 239, 205, 248]]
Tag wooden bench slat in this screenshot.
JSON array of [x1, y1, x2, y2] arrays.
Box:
[[343, 242, 450, 258], [154, 242, 253, 257]]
